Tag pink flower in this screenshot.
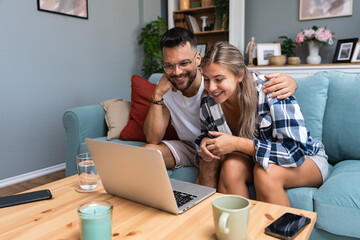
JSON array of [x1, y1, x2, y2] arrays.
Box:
[[304, 29, 315, 38], [323, 30, 333, 41], [296, 32, 305, 44], [296, 26, 334, 46], [315, 29, 333, 43], [316, 27, 325, 33]]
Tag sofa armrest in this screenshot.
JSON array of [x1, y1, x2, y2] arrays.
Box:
[[63, 105, 106, 176]]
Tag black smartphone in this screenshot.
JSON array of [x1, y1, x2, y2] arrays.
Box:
[[265, 212, 311, 240], [0, 189, 52, 208]]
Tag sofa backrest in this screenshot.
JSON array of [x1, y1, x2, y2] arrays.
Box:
[[295, 73, 330, 142], [320, 71, 360, 165], [148, 73, 162, 84]]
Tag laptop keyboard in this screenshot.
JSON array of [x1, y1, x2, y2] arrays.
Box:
[[173, 190, 197, 208]]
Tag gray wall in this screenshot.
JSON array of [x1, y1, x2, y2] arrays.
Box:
[[0, 0, 161, 181], [245, 0, 360, 63]]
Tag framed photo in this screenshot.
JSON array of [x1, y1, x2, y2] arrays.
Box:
[[37, 0, 88, 19], [299, 0, 353, 20], [351, 42, 360, 63], [256, 43, 281, 65], [333, 38, 358, 63], [197, 44, 207, 58]]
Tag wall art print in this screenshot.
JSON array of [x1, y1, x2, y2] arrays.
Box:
[[38, 0, 88, 19], [299, 0, 352, 20]]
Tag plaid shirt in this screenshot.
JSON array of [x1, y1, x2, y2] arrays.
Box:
[[195, 73, 321, 170]]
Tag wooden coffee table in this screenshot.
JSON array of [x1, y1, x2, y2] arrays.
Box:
[[0, 175, 316, 240]]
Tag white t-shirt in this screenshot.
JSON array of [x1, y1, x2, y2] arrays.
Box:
[[163, 77, 204, 142]]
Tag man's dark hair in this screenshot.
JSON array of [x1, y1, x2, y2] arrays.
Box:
[[160, 27, 197, 51]]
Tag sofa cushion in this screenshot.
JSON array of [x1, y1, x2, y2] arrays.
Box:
[[321, 71, 360, 165], [285, 187, 317, 212], [313, 160, 360, 238], [120, 75, 178, 141], [167, 167, 198, 183], [295, 73, 329, 141], [101, 98, 131, 140]]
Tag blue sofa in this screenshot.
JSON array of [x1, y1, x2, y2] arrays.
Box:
[[63, 71, 360, 240]]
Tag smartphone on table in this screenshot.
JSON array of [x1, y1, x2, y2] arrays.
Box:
[[0, 189, 52, 208], [265, 212, 311, 240]]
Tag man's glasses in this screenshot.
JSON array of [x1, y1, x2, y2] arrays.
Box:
[[162, 53, 197, 73]]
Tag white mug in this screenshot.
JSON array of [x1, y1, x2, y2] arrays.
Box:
[[212, 195, 250, 240]]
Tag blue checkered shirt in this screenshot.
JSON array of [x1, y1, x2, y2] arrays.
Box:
[[195, 73, 321, 170]]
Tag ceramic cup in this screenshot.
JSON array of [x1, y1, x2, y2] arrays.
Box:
[[212, 195, 250, 240]]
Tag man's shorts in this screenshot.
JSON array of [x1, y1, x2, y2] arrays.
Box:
[[162, 140, 198, 168]]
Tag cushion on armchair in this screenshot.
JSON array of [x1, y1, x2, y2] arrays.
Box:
[[101, 98, 131, 140], [120, 75, 178, 141]]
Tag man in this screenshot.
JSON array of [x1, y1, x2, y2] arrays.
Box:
[[143, 27, 297, 188]]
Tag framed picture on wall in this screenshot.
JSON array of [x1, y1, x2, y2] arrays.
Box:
[[299, 0, 353, 20], [333, 38, 358, 63], [351, 42, 360, 63], [37, 0, 88, 19], [197, 44, 207, 58], [256, 43, 281, 65]]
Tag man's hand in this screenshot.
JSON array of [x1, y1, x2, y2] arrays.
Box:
[[152, 74, 175, 100], [262, 72, 297, 99]]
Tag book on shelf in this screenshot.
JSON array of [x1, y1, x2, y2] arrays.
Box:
[[185, 15, 192, 32], [173, 13, 200, 33], [188, 15, 200, 33], [173, 13, 189, 30]]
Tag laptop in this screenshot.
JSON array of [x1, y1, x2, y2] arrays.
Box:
[[85, 138, 216, 215]]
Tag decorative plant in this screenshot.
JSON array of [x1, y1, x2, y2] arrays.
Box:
[[296, 25, 334, 47], [278, 36, 297, 57], [138, 16, 167, 79], [214, 0, 229, 30]]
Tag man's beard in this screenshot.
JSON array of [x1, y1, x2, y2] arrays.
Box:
[[167, 69, 197, 92]]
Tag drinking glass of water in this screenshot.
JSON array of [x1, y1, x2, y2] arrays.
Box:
[[77, 153, 98, 190]]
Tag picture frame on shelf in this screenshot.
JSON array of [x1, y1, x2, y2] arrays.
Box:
[[333, 38, 358, 63], [256, 43, 281, 65], [351, 42, 360, 63], [299, 0, 353, 20], [197, 44, 207, 57], [37, 0, 88, 19]]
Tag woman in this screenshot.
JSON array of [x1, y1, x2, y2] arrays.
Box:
[[196, 42, 328, 206]]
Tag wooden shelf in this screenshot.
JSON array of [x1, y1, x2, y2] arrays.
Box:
[[247, 63, 360, 78], [172, 4, 228, 49], [248, 63, 360, 68], [168, 0, 245, 54], [194, 30, 228, 35], [173, 6, 214, 14]]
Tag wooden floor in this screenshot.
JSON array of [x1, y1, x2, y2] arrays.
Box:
[[0, 170, 66, 197]]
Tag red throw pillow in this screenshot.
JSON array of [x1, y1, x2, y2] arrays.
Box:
[[120, 75, 178, 141]]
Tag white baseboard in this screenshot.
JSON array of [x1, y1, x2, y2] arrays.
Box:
[[0, 163, 66, 188]]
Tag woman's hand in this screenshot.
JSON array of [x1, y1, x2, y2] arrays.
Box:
[[199, 137, 221, 162], [203, 131, 238, 156]]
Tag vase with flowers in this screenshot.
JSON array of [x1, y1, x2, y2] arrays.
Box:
[[296, 26, 334, 64]]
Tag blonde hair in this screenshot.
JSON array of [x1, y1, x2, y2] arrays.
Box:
[[201, 42, 258, 139]]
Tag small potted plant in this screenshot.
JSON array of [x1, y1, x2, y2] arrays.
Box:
[[278, 36, 300, 65], [138, 17, 167, 79]]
